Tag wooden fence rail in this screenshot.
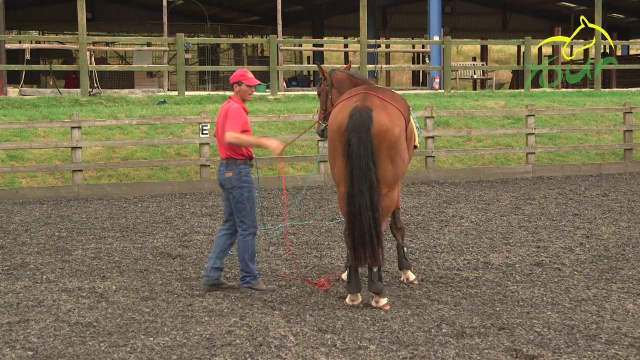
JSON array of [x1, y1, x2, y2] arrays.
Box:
[[2, 33, 640, 97], [0, 104, 638, 200]]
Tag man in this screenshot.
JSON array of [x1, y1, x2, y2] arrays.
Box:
[[203, 69, 285, 292]]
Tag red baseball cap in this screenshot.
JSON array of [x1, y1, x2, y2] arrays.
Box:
[[229, 69, 262, 86]]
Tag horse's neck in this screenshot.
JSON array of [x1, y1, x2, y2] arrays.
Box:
[[336, 76, 371, 97], [349, 76, 371, 89]]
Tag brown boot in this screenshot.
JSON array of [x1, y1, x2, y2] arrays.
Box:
[[204, 280, 237, 292], [239, 281, 276, 292]]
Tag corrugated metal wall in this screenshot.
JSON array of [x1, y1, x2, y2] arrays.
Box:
[[7, 0, 567, 40], [286, 0, 560, 39]]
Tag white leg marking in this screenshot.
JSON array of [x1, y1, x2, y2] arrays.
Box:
[[400, 270, 418, 284], [371, 295, 390, 310], [341, 269, 348, 282], [345, 293, 362, 306]]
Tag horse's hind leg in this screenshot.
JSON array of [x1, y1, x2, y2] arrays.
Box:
[[345, 264, 362, 307], [391, 197, 418, 285], [368, 265, 390, 310], [343, 225, 363, 307], [341, 225, 350, 282]]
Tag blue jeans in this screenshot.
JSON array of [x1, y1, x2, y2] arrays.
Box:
[[203, 162, 260, 287]]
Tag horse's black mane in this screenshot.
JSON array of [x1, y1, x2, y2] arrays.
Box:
[[329, 68, 374, 84]]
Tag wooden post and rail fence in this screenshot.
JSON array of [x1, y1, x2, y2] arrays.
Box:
[[0, 104, 638, 199], [1, 32, 639, 97]]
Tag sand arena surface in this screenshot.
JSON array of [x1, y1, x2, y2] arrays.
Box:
[[1, 173, 639, 359]]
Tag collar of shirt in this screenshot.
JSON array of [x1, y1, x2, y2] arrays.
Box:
[[228, 96, 249, 114]]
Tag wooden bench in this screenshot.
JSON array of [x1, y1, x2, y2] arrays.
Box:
[[451, 61, 496, 90]]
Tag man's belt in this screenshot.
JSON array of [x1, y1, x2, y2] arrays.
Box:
[[220, 158, 253, 166]]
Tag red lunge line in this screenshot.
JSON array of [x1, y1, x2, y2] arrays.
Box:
[[278, 160, 340, 291]]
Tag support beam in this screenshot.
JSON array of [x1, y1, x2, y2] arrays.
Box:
[[277, 0, 283, 91], [553, 26, 562, 89], [480, 38, 488, 89], [311, 3, 324, 86], [0, 0, 6, 96], [428, 0, 442, 89], [610, 32, 617, 89], [382, 7, 391, 87], [359, 0, 368, 78], [367, 0, 378, 80], [163, 0, 168, 93], [77, 0, 89, 98], [594, 0, 602, 91]]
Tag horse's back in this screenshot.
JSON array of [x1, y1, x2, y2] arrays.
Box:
[[329, 85, 412, 192], [337, 85, 410, 129], [343, 85, 410, 114]]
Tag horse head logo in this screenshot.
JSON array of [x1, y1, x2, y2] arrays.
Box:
[[535, 16, 615, 61]]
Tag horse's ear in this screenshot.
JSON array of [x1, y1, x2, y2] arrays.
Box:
[[343, 61, 352, 71], [315, 62, 329, 83]]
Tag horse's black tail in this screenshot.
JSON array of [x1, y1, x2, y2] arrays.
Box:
[[345, 104, 383, 269]]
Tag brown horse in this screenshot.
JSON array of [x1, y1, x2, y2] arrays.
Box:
[[315, 62, 419, 310]]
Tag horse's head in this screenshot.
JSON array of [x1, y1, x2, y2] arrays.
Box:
[[315, 61, 374, 138], [314, 62, 352, 138]]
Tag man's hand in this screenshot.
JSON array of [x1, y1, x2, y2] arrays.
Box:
[[262, 138, 285, 156]]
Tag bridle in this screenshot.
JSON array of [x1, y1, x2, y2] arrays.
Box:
[[318, 70, 337, 132]]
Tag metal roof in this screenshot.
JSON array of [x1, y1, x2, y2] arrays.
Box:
[[5, 0, 640, 38]]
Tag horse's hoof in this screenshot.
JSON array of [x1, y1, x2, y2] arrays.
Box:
[[401, 278, 419, 285], [345, 293, 362, 307], [371, 296, 390, 310], [400, 270, 419, 285]]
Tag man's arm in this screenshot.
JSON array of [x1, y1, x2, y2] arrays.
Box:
[[224, 131, 285, 156], [225, 132, 273, 148], [222, 105, 285, 156]]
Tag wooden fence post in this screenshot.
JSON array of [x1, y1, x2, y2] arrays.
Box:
[[359, 0, 368, 78], [269, 35, 278, 96], [443, 36, 452, 92], [199, 114, 211, 179], [425, 105, 436, 169], [623, 102, 634, 162], [76, 0, 89, 98], [526, 104, 536, 165], [176, 33, 186, 97], [70, 114, 83, 185], [317, 139, 328, 178]]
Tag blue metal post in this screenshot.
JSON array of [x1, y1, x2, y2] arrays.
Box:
[[367, 0, 378, 80], [622, 45, 629, 56], [428, 0, 442, 89]]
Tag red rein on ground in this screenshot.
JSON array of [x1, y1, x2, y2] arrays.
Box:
[[276, 91, 407, 291]]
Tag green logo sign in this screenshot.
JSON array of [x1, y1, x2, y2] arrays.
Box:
[[526, 15, 617, 89], [527, 56, 618, 89]]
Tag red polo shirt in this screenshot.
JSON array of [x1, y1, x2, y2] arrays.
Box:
[[215, 96, 254, 160]]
